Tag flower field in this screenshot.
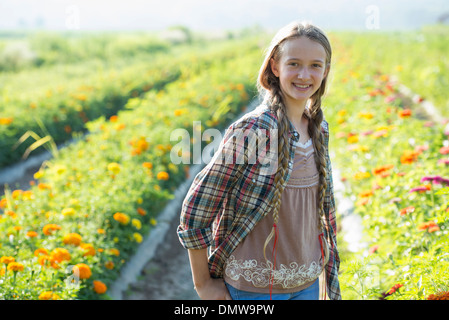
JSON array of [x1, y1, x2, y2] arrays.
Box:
[[1, 25, 448, 300], [326, 26, 449, 300], [0, 35, 264, 299]]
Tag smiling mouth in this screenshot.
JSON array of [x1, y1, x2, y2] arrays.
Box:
[[293, 83, 312, 89]]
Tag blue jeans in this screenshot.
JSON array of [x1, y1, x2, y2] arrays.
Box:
[[225, 279, 319, 300]]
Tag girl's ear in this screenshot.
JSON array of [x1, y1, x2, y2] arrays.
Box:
[[270, 58, 280, 77]]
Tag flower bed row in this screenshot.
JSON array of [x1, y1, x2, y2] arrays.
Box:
[[0, 51, 182, 168], [325, 37, 449, 299], [0, 38, 263, 300], [329, 25, 449, 118]]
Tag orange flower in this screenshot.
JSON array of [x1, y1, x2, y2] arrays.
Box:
[[38, 183, 51, 190], [43, 224, 61, 236], [63, 233, 82, 246], [387, 283, 403, 295], [1, 256, 15, 265], [359, 190, 374, 198], [137, 207, 147, 216], [157, 171, 169, 180], [93, 280, 107, 294], [417, 221, 440, 232], [372, 164, 394, 176], [398, 109, 412, 118], [39, 291, 60, 300], [427, 291, 449, 300], [400, 150, 420, 164], [0, 198, 7, 209], [80, 243, 96, 257], [104, 261, 115, 270], [347, 135, 359, 144], [34, 248, 49, 257], [7, 262, 24, 272], [113, 212, 130, 225], [0, 117, 13, 125], [440, 146, 449, 155], [142, 162, 153, 170], [26, 231, 38, 238], [73, 263, 91, 279], [51, 248, 71, 262], [399, 206, 415, 216]]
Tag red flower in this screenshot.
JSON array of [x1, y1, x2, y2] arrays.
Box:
[[388, 283, 403, 295], [400, 206, 415, 216], [440, 146, 449, 155], [368, 245, 379, 254]]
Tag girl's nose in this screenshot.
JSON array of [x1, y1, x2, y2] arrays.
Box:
[[297, 67, 310, 80]]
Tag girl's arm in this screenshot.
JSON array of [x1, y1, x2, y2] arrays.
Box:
[[188, 248, 231, 300]]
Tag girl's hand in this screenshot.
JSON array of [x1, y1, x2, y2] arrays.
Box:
[[195, 277, 232, 300]]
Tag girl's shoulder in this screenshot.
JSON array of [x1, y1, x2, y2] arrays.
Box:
[[230, 104, 278, 131]]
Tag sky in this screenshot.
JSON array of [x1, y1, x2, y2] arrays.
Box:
[[0, 0, 448, 32]]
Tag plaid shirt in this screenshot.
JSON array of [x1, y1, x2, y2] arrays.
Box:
[[177, 104, 341, 300]]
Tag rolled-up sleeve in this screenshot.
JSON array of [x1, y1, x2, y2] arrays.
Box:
[[177, 118, 258, 249]]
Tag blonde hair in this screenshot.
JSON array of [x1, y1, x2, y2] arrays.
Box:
[[257, 21, 332, 261]]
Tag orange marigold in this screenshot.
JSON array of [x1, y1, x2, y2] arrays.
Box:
[[157, 171, 170, 180], [80, 243, 96, 257], [39, 291, 60, 300], [26, 231, 38, 238], [1, 256, 15, 264], [137, 207, 147, 216], [34, 248, 49, 257], [104, 261, 115, 270], [427, 291, 449, 300], [7, 262, 24, 272], [51, 248, 71, 262], [93, 280, 107, 294], [43, 224, 61, 236], [73, 263, 91, 279], [63, 233, 82, 246], [113, 212, 130, 225]]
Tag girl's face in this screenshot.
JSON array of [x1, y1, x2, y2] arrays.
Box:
[[271, 36, 329, 109]]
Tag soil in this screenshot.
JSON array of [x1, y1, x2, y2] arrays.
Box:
[[123, 209, 199, 300]]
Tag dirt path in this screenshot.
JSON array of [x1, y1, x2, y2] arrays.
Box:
[[123, 207, 199, 300]]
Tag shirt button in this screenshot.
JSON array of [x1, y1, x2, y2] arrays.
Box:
[[294, 132, 298, 137], [288, 162, 293, 168], [252, 178, 256, 183]]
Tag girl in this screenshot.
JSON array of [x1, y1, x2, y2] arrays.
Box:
[[177, 21, 341, 300]]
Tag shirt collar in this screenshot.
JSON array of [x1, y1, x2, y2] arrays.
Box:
[[257, 104, 300, 142]]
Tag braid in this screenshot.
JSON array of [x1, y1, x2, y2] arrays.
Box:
[[307, 100, 327, 232], [262, 90, 290, 261]]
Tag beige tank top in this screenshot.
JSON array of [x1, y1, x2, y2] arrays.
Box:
[[223, 138, 324, 293]]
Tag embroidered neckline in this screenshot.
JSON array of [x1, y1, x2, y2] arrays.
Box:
[[295, 138, 312, 148]]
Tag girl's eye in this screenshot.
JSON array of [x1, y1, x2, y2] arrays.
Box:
[[312, 64, 322, 68]]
